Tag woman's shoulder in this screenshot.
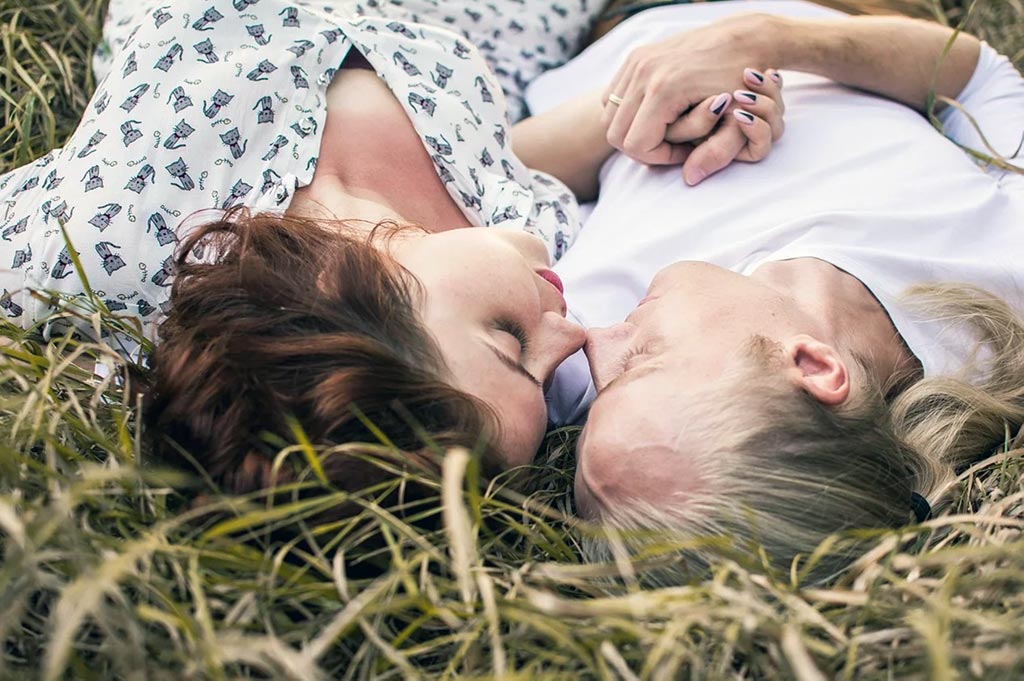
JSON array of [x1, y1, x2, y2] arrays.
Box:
[[0, 0, 367, 332], [345, 0, 605, 121], [68, 0, 362, 213]]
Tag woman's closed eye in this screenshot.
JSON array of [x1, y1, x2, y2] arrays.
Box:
[[493, 318, 541, 386], [496, 318, 530, 356]]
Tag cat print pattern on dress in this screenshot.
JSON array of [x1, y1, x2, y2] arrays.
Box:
[[95, 0, 603, 122], [0, 0, 590, 339]]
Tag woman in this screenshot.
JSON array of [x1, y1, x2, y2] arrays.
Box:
[[0, 0, 782, 490]]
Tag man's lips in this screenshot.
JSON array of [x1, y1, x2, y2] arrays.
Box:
[[537, 268, 564, 294]]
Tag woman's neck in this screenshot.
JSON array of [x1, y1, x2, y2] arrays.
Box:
[[295, 65, 473, 232], [288, 175, 406, 228]]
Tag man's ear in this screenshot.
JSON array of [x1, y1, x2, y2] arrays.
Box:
[[783, 335, 850, 406]]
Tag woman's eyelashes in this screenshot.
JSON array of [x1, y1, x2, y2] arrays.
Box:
[[496, 318, 530, 355], [495, 318, 543, 387]]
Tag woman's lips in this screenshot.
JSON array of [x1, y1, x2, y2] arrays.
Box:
[[537, 268, 564, 294]]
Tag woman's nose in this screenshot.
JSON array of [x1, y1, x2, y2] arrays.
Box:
[[528, 312, 586, 385], [583, 322, 636, 392]]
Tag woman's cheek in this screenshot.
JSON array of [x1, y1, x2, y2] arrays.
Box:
[[502, 391, 549, 467]]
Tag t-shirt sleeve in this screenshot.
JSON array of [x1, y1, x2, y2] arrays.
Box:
[[939, 42, 1024, 180]]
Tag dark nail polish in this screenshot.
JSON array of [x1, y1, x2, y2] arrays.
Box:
[[734, 110, 755, 124]]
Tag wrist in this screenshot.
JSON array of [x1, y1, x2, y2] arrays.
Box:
[[735, 13, 792, 68]]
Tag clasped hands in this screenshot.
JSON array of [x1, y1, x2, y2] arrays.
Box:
[[600, 17, 785, 186]]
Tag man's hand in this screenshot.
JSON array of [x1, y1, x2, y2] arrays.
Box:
[[604, 65, 785, 185], [599, 14, 783, 184]]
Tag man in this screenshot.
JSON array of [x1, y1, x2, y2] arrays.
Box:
[[523, 1, 1024, 580]]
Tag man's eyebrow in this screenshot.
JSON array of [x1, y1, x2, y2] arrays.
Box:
[[487, 344, 542, 387]]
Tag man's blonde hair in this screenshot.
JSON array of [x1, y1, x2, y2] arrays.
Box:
[[583, 284, 1024, 585]]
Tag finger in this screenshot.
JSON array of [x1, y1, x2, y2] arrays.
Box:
[[664, 92, 732, 144], [623, 138, 696, 165], [732, 109, 773, 162], [743, 67, 784, 114], [605, 85, 646, 153], [601, 57, 639, 129], [620, 91, 689, 164], [680, 119, 746, 186], [602, 56, 636, 108], [654, 141, 695, 166], [732, 89, 785, 141], [600, 94, 616, 129]]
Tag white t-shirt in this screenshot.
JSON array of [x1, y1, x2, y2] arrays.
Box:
[[525, 1, 1024, 425]]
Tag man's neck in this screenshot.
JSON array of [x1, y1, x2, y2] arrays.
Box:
[[752, 257, 922, 389]]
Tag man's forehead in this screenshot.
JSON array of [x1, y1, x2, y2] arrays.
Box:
[[577, 403, 710, 509]]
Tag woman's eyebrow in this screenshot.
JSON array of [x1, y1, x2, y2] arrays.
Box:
[[487, 344, 542, 387]]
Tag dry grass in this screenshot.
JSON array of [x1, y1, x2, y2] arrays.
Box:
[[2, 311, 1024, 680], [2, 1, 1024, 679], [0, 0, 107, 171]]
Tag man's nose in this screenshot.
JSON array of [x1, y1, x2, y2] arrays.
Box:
[[584, 322, 636, 392], [529, 313, 587, 386]]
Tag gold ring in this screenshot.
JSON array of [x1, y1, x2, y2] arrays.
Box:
[[607, 93, 624, 106]]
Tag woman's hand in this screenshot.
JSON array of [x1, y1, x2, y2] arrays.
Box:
[[668, 68, 785, 185]]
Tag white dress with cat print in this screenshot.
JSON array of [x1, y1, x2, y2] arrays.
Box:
[[0, 0, 588, 336], [95, 0, 606, 122]]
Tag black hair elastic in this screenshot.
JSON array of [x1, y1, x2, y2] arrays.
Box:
[[910, 492, 932, 523]]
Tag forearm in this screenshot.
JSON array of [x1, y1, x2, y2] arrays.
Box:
[[763, 15, 981, 113], [511, 90, 613, 202]]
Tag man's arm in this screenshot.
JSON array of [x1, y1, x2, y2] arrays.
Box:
[[600, 13, 982, 168], [764, 15, 981, 113], [513, 13, 984, 200]]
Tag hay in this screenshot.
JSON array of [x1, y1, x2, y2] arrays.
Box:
[[2, 1, 1024, 679]]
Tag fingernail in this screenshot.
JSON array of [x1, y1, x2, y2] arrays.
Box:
[[744, 68, 765, 84], [733, 109, 755, 125], [768, 69, 782, 84], [735, 90, 757, 104], [685, 168, 707, 186], [709, 92, 731, 115]]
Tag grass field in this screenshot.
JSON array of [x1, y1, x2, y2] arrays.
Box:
[[2, 0, 1024, 679]]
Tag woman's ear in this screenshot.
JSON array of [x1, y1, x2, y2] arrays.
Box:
[[783, 334, 850, 406]]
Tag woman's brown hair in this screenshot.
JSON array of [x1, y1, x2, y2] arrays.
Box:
[[144, 209, 500, 496]]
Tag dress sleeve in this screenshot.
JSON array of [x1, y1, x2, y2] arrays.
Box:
[[938, 42, 1024, 182]]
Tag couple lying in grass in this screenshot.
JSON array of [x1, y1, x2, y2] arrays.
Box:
[[1, 0, 1022, 583]]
